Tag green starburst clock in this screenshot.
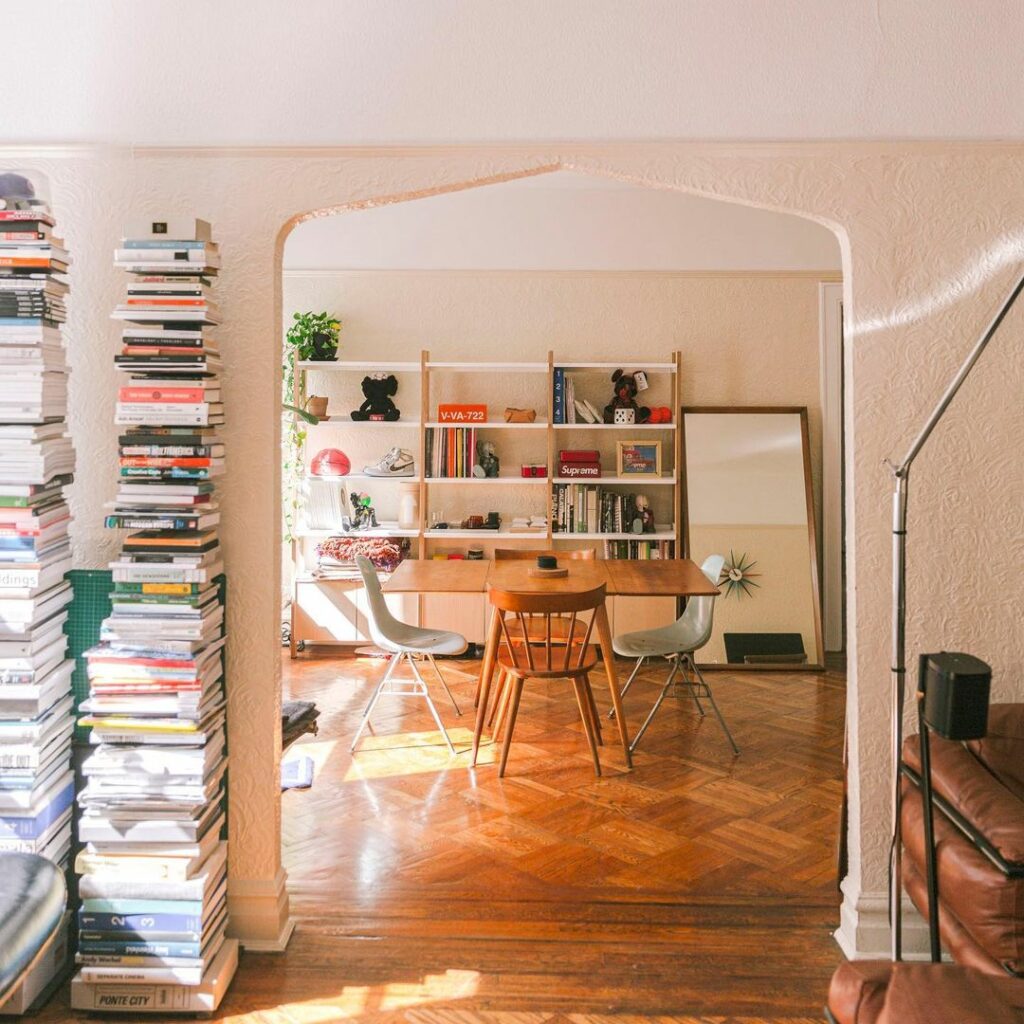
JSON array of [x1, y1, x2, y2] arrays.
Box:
[[720, 550, 761, 598]]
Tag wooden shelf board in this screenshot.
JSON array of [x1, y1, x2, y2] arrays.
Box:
[[553, 422, 676, 431], [426, 361, 549, 373], [296, 526, 421, 539], [557, 362, 677, 372], [297, 360, 421, 371], [424, 421, 548, 430], [303, 473, 422, 483], [554, 474, 675, 485], [426, 476, 548, 485], [311, 417, 421, 427], [424, 529, 549, 540]]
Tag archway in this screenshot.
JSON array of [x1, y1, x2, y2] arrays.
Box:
[[271, 164, 852, 1011]]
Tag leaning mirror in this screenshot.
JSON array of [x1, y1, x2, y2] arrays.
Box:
[[681, 407, 823, 670]]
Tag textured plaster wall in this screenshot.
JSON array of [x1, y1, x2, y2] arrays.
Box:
[[11, 142, 1024, 953]]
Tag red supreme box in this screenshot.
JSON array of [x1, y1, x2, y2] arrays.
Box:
[[438, 403, 487, 423], [559, 449, 600, 463]]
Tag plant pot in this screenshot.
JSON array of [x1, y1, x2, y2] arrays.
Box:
[[306, 395, 329, 419], [309, 332, 337, 361]]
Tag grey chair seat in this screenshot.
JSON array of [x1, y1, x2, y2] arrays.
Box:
[[613, 624, 694, 659], [0, 853, 66, 1007], [376, 626, 467, 657]]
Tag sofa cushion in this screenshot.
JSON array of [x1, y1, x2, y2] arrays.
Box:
[[826, 960, 892, 1024], [901, 780, 1024, 974], [878, 963, 1024, 1024], [967, 704, 1024, 803], [904, 731, 1024, 868], [0, 853, 66, 1005], [903, 856, 1006, 975]]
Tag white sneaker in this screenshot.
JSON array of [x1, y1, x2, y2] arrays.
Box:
[[364, 447, 415, 477]]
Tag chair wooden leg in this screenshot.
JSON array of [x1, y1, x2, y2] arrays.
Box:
[[586, 678, 603, 746], [472, 608, 503, 765], [573, 675, 602, 776], [487, 667, 507, 728], [497, 677, 524, 778], [493, 673, 515, 741]]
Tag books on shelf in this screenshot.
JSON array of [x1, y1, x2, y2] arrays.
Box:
[[72, 219, 235, 1012], [0, 189, 75, 880], [425, 426, 478, 478], [551, 482, 673, 548]]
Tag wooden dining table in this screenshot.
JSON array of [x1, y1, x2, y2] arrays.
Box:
[[384, 557, 719, 769]]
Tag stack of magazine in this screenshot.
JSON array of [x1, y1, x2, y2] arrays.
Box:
[[0, 188, 76, 871], [70, 218, 237, 1015]]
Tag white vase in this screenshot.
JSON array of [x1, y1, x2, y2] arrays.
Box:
[[398, 483, 419, 530]]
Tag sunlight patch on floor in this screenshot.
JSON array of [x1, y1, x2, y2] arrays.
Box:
[[344, 728, 498, 780], [226, 969, 481, 1022]]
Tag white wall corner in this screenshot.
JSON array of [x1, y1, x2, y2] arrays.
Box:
[[835, 876, 933, 961], [228, 868, 295, 952]]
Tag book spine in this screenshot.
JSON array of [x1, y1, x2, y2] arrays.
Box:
[[553, 368, 564, 424], [78, 938, 202, 957], [118, 388, 209, 403], [79, 911, 203, 932]]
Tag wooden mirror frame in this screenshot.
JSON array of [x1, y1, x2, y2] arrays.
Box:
[[680, 405, 825, 672]]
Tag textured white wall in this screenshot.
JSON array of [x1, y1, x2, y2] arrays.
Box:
[[5, 1, 1024, 144], [284, 173, 841, 271], [10, 143, 1024, 959]]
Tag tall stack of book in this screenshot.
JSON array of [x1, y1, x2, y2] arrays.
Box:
[[0, 192, 76, 875], [70, 218, 237, 1015]]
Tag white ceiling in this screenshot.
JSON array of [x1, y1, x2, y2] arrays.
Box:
[[284, 171, 841, 271], [4, 1, 1024, 145]]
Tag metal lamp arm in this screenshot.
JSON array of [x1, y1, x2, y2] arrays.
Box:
[[887, 267, 1024, 960]]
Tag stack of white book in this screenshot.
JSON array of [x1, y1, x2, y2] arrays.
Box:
[[0, 192, 76, 876], [70, 218, 236, 1015]]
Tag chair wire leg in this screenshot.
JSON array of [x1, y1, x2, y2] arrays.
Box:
[[351, 652, 401, 752], [628, 658, 679, 754], [408, 655, 457, 756], [360, 650, 399, 716], [678, 655, 705, 716], [426, 653, 462, 716], [690, 657, 740, 755], [608, 656, 646, 719]]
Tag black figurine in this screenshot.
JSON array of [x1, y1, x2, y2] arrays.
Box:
[[351, 374, 401, 421]]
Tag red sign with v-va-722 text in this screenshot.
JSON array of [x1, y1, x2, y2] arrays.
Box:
[[437, 404, 487, 423]]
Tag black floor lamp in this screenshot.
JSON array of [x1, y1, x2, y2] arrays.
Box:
[[887, 268, 1024, 960]]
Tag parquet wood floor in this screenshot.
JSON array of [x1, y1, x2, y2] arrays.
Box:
[[35, 652, 846, 1024]]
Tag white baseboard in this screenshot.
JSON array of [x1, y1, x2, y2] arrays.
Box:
[[228, 867, 295, 951], [835, 877, 934, 960], [240, 916, 296, 953]]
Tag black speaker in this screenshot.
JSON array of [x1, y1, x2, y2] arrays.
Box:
[[919, 651, 991, 740]]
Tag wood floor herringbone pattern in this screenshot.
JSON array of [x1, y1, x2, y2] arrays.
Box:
[[34, 651, 846, 1023]]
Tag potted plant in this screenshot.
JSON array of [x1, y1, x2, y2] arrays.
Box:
[[286, 310, 341, 362]]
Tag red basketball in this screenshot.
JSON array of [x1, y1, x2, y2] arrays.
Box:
[[310, 448, 351, 477]]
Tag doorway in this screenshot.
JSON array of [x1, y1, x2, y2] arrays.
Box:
[[276, 171, 847, 1015]]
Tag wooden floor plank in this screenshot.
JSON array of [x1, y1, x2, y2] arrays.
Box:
[[34, 651, 845, 1022]]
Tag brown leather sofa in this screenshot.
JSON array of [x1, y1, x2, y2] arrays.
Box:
[[826, 703, 1024, 1023]]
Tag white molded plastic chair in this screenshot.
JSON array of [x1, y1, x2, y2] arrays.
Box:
[[610, 554, 739, 755], [350, 555, 468, 755]]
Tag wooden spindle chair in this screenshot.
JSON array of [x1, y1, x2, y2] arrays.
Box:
[[483, 548, 602, 739], [483, 582, 607, 777]]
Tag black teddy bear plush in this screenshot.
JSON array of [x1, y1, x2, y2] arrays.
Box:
[[603, 368, 651, 423], [351, 374, 401, 421]]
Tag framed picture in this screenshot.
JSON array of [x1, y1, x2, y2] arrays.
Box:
[[616, 441, 662, 476]]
